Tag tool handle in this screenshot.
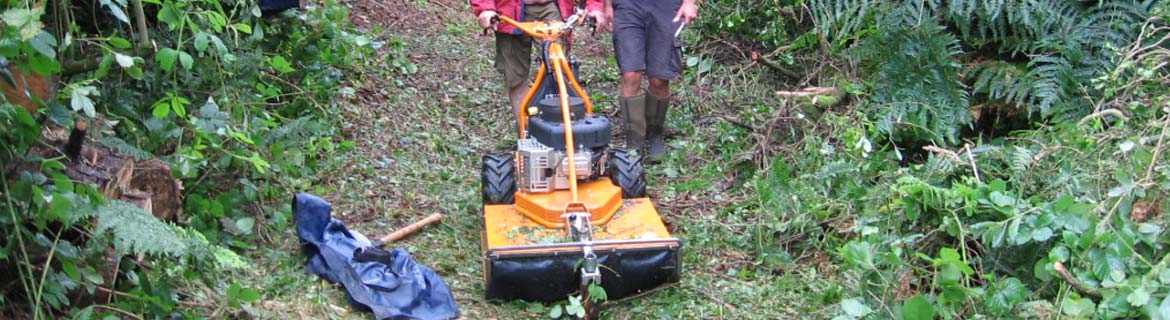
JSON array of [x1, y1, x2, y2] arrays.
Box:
[[379, 213, 443, 243]]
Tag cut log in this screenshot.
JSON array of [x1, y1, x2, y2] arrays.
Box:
[[22, 121, 183, 221]]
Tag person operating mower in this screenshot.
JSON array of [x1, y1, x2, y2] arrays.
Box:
[[472, 0, 607, 125]]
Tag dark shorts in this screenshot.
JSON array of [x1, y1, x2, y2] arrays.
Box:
[[495, 3, 563, 89], [611, 0, 683, 80]]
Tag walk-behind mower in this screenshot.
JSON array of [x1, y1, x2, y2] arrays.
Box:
[[478, 8, 681, 313]]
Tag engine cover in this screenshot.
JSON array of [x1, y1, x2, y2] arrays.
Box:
[[527, 115, 611, 150]]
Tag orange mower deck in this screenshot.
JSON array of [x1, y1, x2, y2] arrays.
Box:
[[482, 192, 681, 301]]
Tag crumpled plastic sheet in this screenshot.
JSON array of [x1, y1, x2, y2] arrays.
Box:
[[294, 193, 459, 320]]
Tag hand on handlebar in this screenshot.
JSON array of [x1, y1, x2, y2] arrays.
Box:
[[586, 10, 608, 35], [478, 11, 499, 35]]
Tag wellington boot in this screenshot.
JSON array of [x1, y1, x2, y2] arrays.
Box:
[[620, 95, 647, 150], [644, 94, 670, 161]]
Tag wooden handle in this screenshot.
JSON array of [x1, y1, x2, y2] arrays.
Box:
[[379, 213, 443, 243]]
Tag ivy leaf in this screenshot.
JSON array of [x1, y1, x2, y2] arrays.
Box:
[[840, 241, 875, 269], [156, 47, 178, 72], [547, 305, 562, 318], [1129, 286, 1151, 307], [841, 298, 872, 317], [30, 31, 57, 59], [565, 302, 585, 317], [987, 277, 1028, 315], [901, 295, 934, 320], [70, 86, 99, 117], [234, 217, 255, 235]]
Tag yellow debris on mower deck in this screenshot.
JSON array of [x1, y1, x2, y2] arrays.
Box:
[[481, 181, 681, 302]]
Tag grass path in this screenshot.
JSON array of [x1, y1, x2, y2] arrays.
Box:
[[260, 0, 831, 318]]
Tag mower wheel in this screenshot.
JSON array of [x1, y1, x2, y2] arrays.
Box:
[[482, 153, 517, 205], [608, 149, 646, 198]]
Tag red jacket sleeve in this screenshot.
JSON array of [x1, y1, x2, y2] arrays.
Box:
[[583, 0, 602, 13], [470, 0, 496, 16]]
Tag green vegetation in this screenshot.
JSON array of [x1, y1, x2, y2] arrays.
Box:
[[2, 0, 1168, 318], [2, 0, 378, 317]]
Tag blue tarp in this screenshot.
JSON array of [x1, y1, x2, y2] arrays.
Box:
[[294, 193, 459, 320]]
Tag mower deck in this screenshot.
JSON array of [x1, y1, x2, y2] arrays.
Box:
[[482, 189, 681, 301]]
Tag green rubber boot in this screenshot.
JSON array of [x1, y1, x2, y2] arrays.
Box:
[[620, 95, 647, 150], [644, 94, 670, 161]]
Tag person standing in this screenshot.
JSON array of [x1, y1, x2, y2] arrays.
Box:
[[603, 0, 697, 161], [471, 0, 606, 123]]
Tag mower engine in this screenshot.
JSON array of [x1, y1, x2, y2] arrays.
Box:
[[518, 95, 611, 193]]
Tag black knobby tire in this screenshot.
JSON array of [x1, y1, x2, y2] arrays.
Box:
[[608, 149, 646, 198], [482, 153, 517, 205]]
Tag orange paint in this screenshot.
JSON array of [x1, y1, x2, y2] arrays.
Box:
[[484, 196, 673, 250]]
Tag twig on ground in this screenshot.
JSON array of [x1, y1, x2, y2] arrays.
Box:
[[94, 305, 144, 320], [1077, 109, 1130, 126], [922, 145, 961, 162], [1053, 262, 1102, 298], [964, 143, 981, 183]]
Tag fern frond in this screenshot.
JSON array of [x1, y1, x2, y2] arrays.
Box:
[[96, 200, 188, 257], [98, 136, 153, 160]]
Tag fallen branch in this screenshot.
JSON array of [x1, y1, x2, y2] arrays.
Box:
[[1053, 262, 1102, 298], [752, 51, 802, 79], [379, 213, 443, 243], [964, 143, 981, 183], [922, 145, 961, 162], [1077, 108, 1130, 126]]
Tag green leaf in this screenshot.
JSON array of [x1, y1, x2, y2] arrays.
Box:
[[178, 51, 193, 70], [193, 32, 209, 52], [565, 302, 585, 317], [901, 295, 934, 320], [30, 31, 57, 59], [70, 86, 99, 117], [233, 23, 253, 34], [1061, 297, 1096, 317], [71, 306, 94, 320], [3, 9, 35, 28], [157, 4, 182, 28], [987, 277, 1028, 315], [61, 260, 81, 282], [170, 94, 190, 118], [989, 191, 1015, 207], [152, 101, 170, 119], [107, 37, 131, 49], [234, 217, 255, 235], [547, 304, 563, 318], [156, 47, 178, 72], [267, 56, 295, 73], [841, 298, 872, 317], [1129, 286, 1151, 307], [99, 0, 131, 23], [28, 53, 61, 75], [1031, 227, 1053, 242], [114, 53, 134, 68], [840, 241, 875, 269]]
